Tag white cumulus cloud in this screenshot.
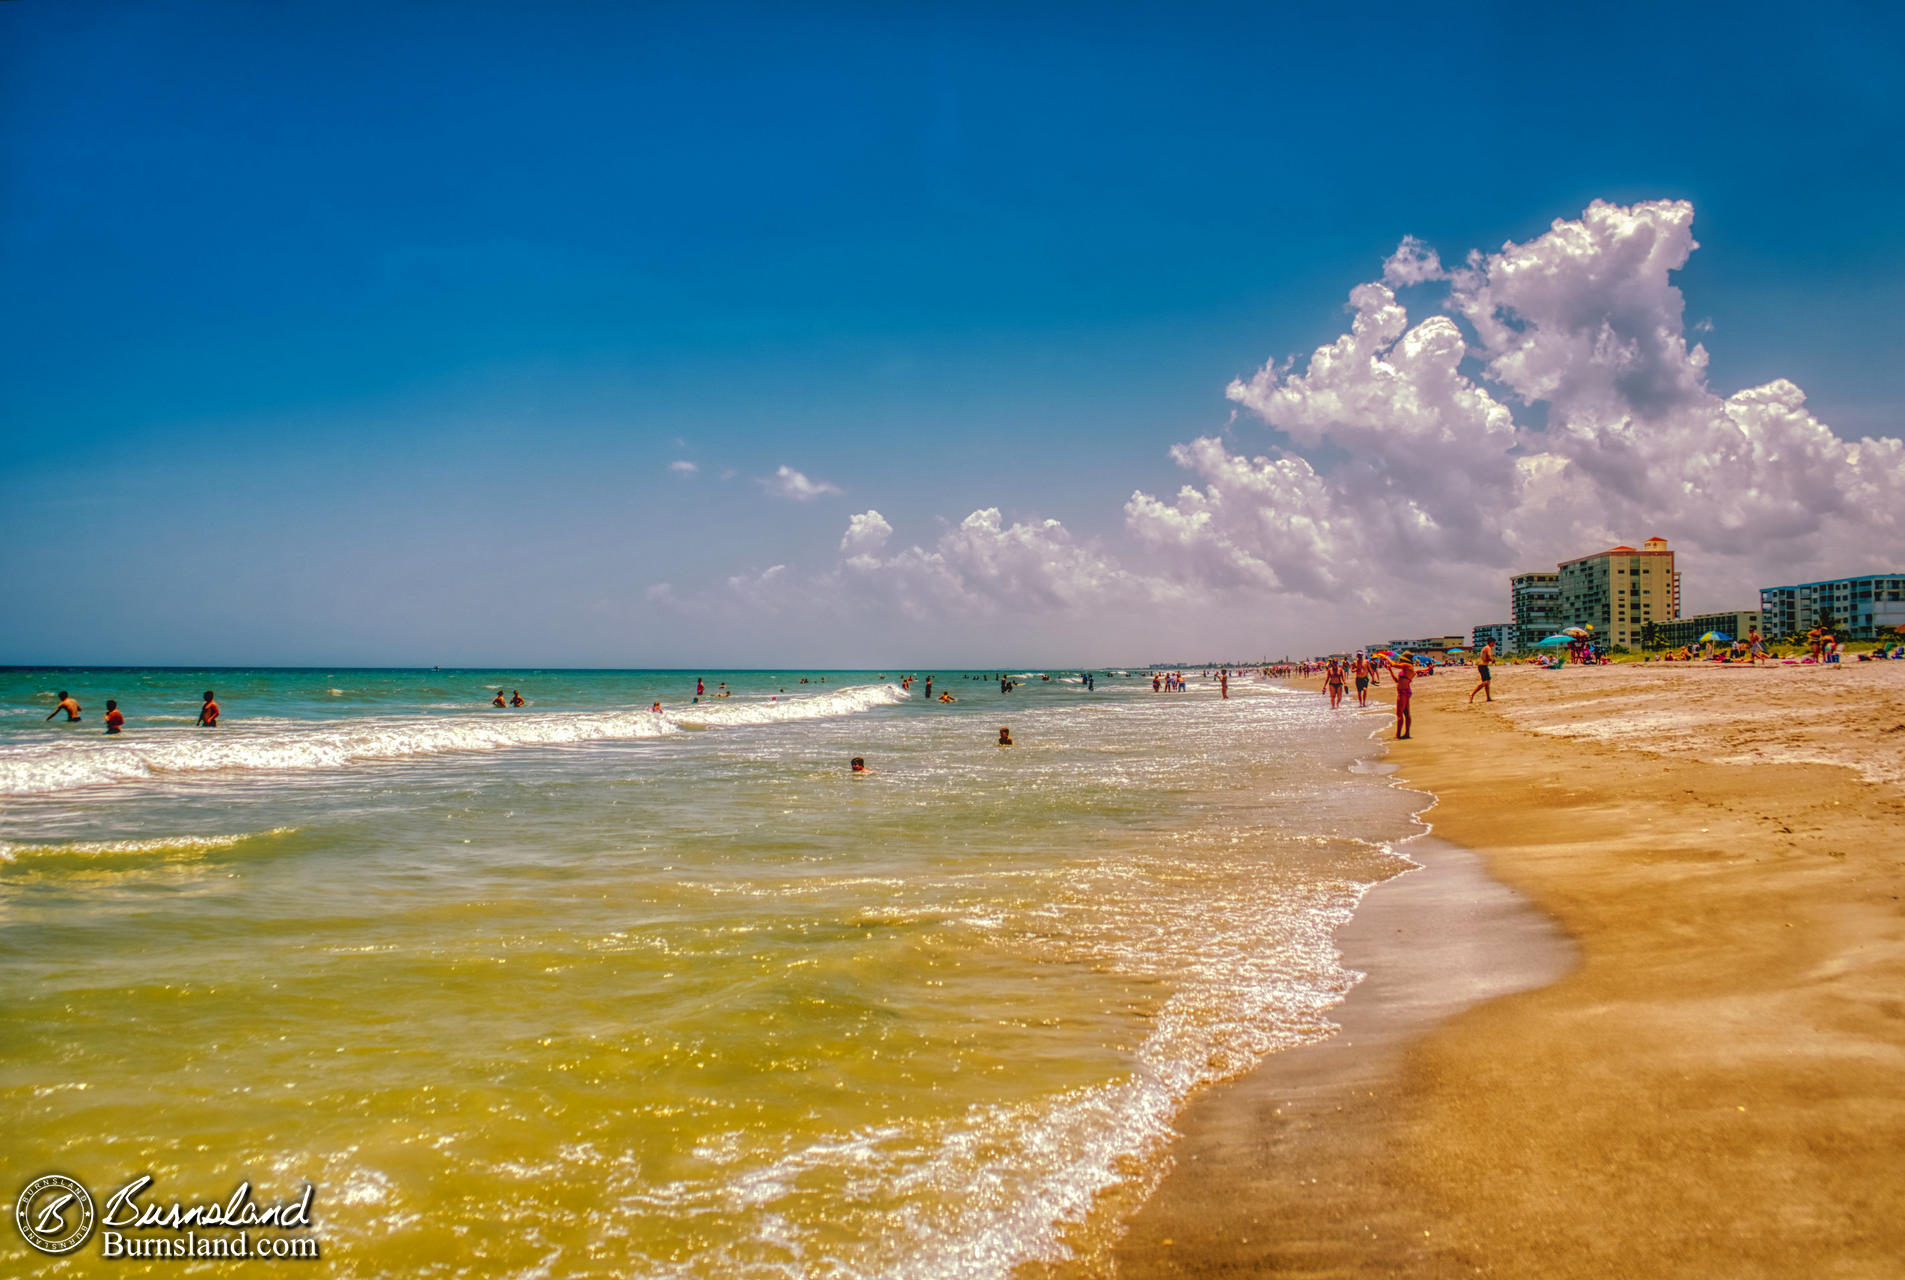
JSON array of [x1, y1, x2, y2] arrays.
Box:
[[837, 508, 1172, 618], [668, 459, 699, 474], [762, 465, 843, 501], [1130, 198, 1905, 615]]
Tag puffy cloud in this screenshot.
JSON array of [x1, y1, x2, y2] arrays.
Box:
[[839, 509, 894, 566], [1131, 198, 1905, 613], [762, 465, 843, 501], [1382, 235, 1445, 287], [839, 508, 1173, 618], [668, 459, 699, 474], [1450, 199, 1708, 423]]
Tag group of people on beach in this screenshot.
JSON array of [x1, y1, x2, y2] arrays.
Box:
[[41, 690, 220, 734], [1317, 649, 1451, 740]]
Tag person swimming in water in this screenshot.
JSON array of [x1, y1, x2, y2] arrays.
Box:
[[851, 756, 866, 773], [997, 726, 1013, 746], [104, 699, 123, 734], [198, 691, 220, 727], [939, 692, 955, 702], [45, 691, 82, 722]]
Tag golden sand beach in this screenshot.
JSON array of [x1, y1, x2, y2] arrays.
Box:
[[1113, 660, 1905, 1278]]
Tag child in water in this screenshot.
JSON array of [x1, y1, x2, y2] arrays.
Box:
[[198, 692, 220, 726], [104, 700, 124, 734], [997, 727, 1013, 746], [851, 757, 866, 773]]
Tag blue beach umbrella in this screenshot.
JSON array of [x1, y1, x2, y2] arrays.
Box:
[[1698, 630, 1732, 644], [1536, 634, 1572, 647]]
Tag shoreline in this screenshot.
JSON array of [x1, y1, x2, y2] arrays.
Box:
[[1112, 662, 1905, 1277], [1103, 712, 1576, 1277]]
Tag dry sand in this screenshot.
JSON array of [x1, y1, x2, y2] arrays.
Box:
[[1112, 660, 1905, 1278]]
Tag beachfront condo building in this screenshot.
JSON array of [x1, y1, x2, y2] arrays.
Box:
[[1758, 573, 1905, 639], [1658, 610, 1765, 650], [1556, 537, 1681, 651], [1510, 572, 1563, 647], [1472, 622, 1516, 654]]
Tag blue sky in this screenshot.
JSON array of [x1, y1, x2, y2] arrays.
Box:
[[5, 2, 1903, 665]]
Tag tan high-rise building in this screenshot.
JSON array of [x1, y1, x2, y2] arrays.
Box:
[[1556, 536, 1680, 649]]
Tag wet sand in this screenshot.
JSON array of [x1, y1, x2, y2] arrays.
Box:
[[1115, 661, 1905, 1277]]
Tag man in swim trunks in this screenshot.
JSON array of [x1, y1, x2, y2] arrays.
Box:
[[1469, 641, 1494, 703], [1748, 627, 1767, 665], [1381, 654, 1415, 739], [45, 691, 82, 722], [198, 691, 220, 726], [105, 699, 124, 734], [1352, 654, 1372, 706]]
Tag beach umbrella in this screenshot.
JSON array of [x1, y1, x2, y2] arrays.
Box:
[[1537, 634, 1572, 646], [1561, 626, 1589, 638], [1698, 630, 1732, 644]]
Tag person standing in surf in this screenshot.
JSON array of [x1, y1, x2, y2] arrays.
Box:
[[1324, 659, 1346, 709], [1380, 655, 1415, 739], [45, 691, 82, 722], [1469, 641, 1494, 704], [198, 691, 220, 726]]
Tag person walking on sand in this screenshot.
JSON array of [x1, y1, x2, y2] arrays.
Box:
[[1469, 641, 1495, 703], [45, 691, 82, 722], [198, 691, 220, 727], [1381, 654, 1416, 740]]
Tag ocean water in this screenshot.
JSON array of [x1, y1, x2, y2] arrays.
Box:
[[0, 668, 1417, 1278]]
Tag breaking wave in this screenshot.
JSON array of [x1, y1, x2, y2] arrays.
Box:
[[0, 683, 910, 797], [0, 828, 299, 863]]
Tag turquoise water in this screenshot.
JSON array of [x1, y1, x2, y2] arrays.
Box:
[[1, 668, 1416, 1278]]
